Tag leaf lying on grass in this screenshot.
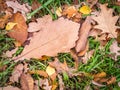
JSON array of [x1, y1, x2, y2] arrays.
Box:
[[92, 4, 120, 38], [11, 17, 79, 61], [7, 12, 28, 44]]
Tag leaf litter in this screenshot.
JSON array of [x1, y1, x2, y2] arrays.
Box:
[[0, 0, 120, 90]]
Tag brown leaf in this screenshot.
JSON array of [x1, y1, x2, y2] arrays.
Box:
[[7, 12, 28, 44], [78, 41, 89, 56], [110, 40, 120, 61], [0, 86, 21, 90], [29, 70, 48, 78], [0, 11, 12, 29], [107, 77, 116, 85], [20, 73, 34, 90], [70, 49, 79, 69], [28, 15, 52, 32], [93, 72, 107, 78], [92, 4, 120, 38], [81, 50, 94, 64], [14, 17, 79, 61], [31, 0, 41, 10], [75, 16, 92, 52], [10, 64, 24, 83], [6, 0, 31, 15], [42, 79, 52, 90], [62, 6, 77, 18], [48, 58, 69, 74]]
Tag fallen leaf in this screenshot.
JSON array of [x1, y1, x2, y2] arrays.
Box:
[[0, 0, 7, 11], [55, 7, 62, 17], [6, 0, 31, 15], [107, 77, 116, 85], [42, 79, 52, 90], [7, 12, 28, 44], [31, 0, 41, 10], [75, 16, 92, 52], [20, 73, 34, 90], [93, 72, 106, 78], [28, 15, 52, 32], [70, 49, 79, 69], [13, 17, 79, 61], [78, 41, 89, 56], [46, 65, 56, 76], [81, 50, 94, 64], [0, 86, 21, 90], [48, 58, 69, 74], [58, 75, 64, 90], [0, 11, 12, 29], [0, 65, 7, 72], [110, 40, 120, 61], [79, 5, 91, 14], [6, 22, 17, 30], [29, 70, 48, 78], [10, 64, 24, 83], [92, 80, 106, 87], [92, 4, 120, 38], [86, 0, 98, 8], [62, 6, 77, 18]]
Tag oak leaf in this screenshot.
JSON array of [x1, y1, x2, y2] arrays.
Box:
[[92, 4, 120, 38], [7, 12, 28, 44], [13, 17, 79, 61], [6, 0, 31, 15]]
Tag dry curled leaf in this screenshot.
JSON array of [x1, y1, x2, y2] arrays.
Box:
[[75, 16, 92, 52], [110, 40, 120, 61], [0, 11, 12, 29], [20, 73, 34, 90], [13, 17, 79, 61], [62, 6, 77, 18], [107, 77, 116, 85], [7, 12, 28, 44], [93, 72, 106, 78], [92, 4, 120, 38], [6, 0, 31, 15], [48, 58, 69, 74], [10, 64, 24, 83], [29, 70, 48, 78]]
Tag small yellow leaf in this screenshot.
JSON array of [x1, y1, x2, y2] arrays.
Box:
[[55, 7, 62, 17], [6, 22, 17, 30], [79, 5, 91, 14], [46, 66, 55, 76], [14, 41, 22, 47]]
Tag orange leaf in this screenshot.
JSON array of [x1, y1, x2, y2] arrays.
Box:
[[29, 70, 48, 78], [7, 12, 28, 44]]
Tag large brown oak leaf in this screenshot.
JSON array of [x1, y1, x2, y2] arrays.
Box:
[[13, 17, 80, 61], [92, 4, 120, 38]]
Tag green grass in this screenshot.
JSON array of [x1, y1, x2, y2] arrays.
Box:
[[0, 0, 120, 89]]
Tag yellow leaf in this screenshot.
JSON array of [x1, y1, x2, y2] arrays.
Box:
[[46, 66, 55, 76], [55, 7, 62, 17], [79, 5, 91, 14], [6, 22, 17, 30], [14, 41, 22, 47]]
